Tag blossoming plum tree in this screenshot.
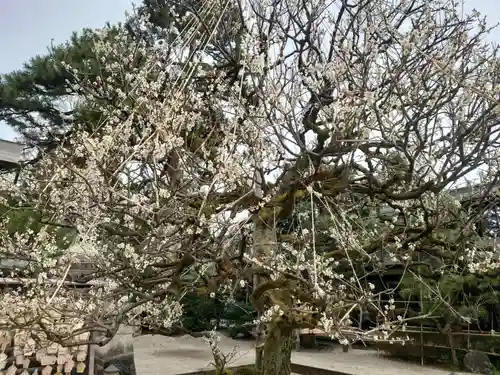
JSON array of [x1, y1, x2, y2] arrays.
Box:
[[1, 0, 500, 374]]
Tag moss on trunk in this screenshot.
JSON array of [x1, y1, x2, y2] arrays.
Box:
[[257, 323, 294, 375]]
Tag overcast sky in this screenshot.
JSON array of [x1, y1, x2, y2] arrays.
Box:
[[0, 0, 136, 140], [0, 0, 498, 141]]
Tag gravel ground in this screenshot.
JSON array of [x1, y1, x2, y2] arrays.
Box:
[[132, 335, 472, 375]]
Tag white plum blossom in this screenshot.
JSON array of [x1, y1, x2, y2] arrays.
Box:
[[0, 0, 498, 372]]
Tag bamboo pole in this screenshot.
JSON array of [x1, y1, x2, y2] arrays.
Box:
[[419, 252, 424, 367]]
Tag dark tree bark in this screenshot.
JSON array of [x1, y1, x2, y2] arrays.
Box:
[[258, 323, 294, 375]]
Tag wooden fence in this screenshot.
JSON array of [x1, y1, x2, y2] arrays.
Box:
[[373, 326, 500, 366]]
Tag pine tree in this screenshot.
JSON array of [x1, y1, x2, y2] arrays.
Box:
[[0, 31, 95, 147], [0, 0, 242, 159]]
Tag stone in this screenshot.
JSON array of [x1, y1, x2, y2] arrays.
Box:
[[94, 326, 136, 375], [108, 353, 136, 375], [104, 364, 120, 374], [463, 350, 495, 375]]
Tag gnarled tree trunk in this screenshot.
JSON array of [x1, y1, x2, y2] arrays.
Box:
[[253, 219, 294, 375], [252, 169, 295, 375], [257, 323, 294, 375]]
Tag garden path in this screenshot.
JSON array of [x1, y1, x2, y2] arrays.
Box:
[[132, 334, 472, 375]]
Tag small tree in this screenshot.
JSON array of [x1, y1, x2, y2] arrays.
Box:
[[1, 1, 500, 375]]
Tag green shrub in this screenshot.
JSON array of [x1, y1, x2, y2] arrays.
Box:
[[181, 292, 225, 332], [180, 293, 256, 334]]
